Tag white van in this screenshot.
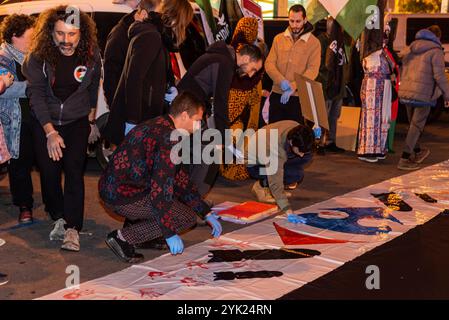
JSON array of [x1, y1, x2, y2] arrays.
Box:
[[386, 13, 449, 63], [0, 0, 133, 51]]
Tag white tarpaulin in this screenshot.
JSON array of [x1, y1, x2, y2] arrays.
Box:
[[39, 160, 449, 300]]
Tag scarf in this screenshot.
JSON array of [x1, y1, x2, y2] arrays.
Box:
[[3, 42, 25, 65]]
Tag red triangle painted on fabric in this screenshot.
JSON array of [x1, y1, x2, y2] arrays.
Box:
[[273, 222, 365, 245]]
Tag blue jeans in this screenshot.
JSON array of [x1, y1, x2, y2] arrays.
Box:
[[247, 152, 313, 187]]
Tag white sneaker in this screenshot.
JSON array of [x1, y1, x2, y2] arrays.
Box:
[[61, 228, 80, 252], [49, 218, 66, 241]]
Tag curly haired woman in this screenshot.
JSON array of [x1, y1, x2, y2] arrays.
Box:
[[0, 14, 36, 224]]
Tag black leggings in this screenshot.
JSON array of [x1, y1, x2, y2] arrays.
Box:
[[8, 121, 34, 209]]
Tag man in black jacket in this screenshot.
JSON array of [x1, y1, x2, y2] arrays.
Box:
[[103, 0, 160, 107], [177, 41, 263, 136], [22, 6, 101, 252], [176, 42, 263, 194]]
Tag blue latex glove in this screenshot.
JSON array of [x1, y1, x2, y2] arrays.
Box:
[[313, 127, 322, 139], [287, 214, 307, 224], [205, 213, 222, 238], [280, 89, 293, 104], [166, 235, 184, 255], [164, 86, 178, 104], [280, 80, 292, 92], [124, 122, 136, 136]]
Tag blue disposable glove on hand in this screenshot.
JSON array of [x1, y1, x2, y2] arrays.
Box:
[[288, 214, 307, 224], [313, 126, 322, 139], [164, 86, 178, 104], [124, 122, 136, 136], [280, 80, 292, 92], [280, 89, 293, 104], [206, 212, 222, 238], [166, 235, 184, 255]]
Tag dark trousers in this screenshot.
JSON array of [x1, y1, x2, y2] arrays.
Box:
[[325, 98, 343, 143], [247, 152, 313, 186], [402, 104, 431, 157], [8, 121, 34, 209], [268, 93, 303, 124], [190, 147, 219, 197], [111, 196, 197, 245], [190, 119, 219, 197], [31, 117, 90, 231]]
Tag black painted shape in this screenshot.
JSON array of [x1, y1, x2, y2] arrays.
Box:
[[214, 271, 283, 281], [415, 193, 438, 203], [0, 272, 8, 285], [207, 248, 321, 263], [372, 192, 413, 212]]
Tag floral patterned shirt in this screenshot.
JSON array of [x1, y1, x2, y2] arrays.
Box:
[[99, 115, 210, 237]]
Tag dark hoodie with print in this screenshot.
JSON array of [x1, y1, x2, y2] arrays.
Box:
[[176, 40, 236, 136], [22, 49, 101, 127]]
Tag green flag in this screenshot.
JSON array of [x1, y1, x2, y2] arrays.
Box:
[[306, 0, 330, 25], [335, 0, 379, 39], [307, 0, 379, 39]]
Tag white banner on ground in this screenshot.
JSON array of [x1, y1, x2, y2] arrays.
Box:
[[39, 161, 449, 300]]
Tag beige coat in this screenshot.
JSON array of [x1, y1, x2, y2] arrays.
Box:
[[265, 26, 321, 95]]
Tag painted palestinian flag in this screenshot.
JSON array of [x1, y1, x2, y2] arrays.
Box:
[[306, 0, 379, 39]]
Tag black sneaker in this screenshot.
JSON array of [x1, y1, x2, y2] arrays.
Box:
[[134, 237, 169, 250], [123, 219, 168, 250], [325, 143, 345, 153], [105, 230, 144, 263], [0, 272, 8, 286]]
